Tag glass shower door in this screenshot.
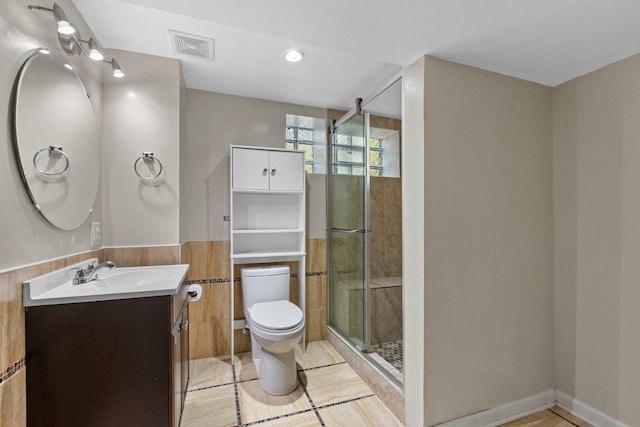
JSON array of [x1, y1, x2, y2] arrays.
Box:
[[328, 112, 370, 350]]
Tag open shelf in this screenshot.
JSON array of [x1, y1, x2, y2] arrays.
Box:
[[232, 192, 303, 230], [231, 251, 306, 259], [232, 189, 304, 195], [232, 229, 303, 234], [232, 231, 302, 255]]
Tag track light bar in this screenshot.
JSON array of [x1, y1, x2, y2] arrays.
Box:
[[28, 3, 124, 78]]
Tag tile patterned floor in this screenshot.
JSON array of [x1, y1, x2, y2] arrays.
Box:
[[184, 340, 591, 427], [182, 341, 403, 427], [372, 340, 403, 372]]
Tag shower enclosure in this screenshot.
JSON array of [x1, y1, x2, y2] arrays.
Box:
[[327, 79, 403, 384]]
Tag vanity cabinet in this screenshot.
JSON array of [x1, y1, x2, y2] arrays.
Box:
[[25, 280, 190, 427]]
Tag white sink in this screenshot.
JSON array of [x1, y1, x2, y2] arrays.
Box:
[[94, 269, 171, 290], [23, 259, 189, 306]]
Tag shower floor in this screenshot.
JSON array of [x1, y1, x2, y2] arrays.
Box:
[[372, 340, 403, 372]]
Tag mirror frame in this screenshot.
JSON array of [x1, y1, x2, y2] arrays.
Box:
[[12, 50, 100, 231]]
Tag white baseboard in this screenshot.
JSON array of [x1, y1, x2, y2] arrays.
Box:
[[556, 390, 628, 427], [436, 389, 556, 427]]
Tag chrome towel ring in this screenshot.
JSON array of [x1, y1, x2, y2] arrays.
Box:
[[33, 146, 69, 176], [134, 152, 163, 180]]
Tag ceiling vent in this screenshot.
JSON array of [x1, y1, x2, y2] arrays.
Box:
[[169, 30, 215, 61]]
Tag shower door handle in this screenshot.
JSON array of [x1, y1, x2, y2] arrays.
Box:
[[327, 227, 367, 234]]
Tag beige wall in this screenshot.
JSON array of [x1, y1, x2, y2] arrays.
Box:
[[0, 0, 103, 271], [553, 54, 640, 425], [102, 49, 181, 247], [407, 56, 555, 426], [180, 89, 327, 242]]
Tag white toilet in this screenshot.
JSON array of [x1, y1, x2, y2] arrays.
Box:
[[241, 266, 305, 395]]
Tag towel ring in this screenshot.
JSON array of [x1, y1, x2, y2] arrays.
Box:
[[134, 152, 163, 180], [33, 146, 69, 176]]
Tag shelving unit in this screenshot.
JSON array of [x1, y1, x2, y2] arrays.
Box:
[[229, 145, 306, 361]]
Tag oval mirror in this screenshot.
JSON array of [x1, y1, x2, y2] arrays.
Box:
[[13, 51, 100, 230]]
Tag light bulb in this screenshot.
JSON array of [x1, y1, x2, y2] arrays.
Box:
[[284, 50, 304, 63], [52, 3, 75, 35], [88, 38, 104, 61], [111, 59, 125, 78]]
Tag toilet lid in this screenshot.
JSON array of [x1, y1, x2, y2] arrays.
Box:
[[250, 300, 303, 330]]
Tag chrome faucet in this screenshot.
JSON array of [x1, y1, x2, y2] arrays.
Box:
[[72, 261, 116, 285]]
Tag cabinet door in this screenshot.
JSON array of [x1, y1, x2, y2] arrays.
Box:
[[232, 148, 269, 190], [269, 151, 304, 191]]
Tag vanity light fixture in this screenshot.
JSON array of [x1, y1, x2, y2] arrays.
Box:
[[109, 59, 125, 78], [28, 3, 124, 78], [28, 3, 75, 35], [284, 50, 304, 63], [86, 38, 104, 61]]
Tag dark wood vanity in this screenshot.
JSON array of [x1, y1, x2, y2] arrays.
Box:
[[25, 279, 190, 427]]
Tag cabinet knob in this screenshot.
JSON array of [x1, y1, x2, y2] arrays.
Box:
[[263, 168, 268, 176], [183, 320, 189, 331], [271, 168, 276, 176]]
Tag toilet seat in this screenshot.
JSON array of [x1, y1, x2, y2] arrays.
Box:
[[250, 300, 303, 331]]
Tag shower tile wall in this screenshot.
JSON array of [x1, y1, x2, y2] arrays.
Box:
[[370, 177, 402, 279], [369, 177, 403, 346], [181, 238, 328, 360]]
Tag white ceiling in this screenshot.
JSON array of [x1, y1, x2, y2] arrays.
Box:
[[74, 0, 640, 111]]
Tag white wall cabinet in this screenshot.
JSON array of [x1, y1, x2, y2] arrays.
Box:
[[232, 147, 304, 191], [229, 145, 306, 359]]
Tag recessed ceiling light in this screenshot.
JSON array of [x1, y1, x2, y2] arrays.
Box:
[[284, 50, 304, 63]]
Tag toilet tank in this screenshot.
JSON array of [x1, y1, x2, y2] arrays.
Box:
[[241, 266, 290, 311]]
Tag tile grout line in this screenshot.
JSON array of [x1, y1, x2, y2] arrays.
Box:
[[240, 407, 317, 426], [0, 358, 25, 386], [296, 370, 326, 427], [548, 408, 581, 427], [186, 270, 328, 285], [297, 361, 346, 373], [232, 363, 242, 426], [314, 394, 376, 411]]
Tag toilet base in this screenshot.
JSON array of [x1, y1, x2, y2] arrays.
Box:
[[257, 348, 297, 395]]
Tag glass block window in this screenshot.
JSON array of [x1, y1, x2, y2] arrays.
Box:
[[286, 114, 327, 174], [332, 135, 383, 176], [286, 125, 315, 174]]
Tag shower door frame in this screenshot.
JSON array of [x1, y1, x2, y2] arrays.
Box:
[[327, 104, 372, 353]]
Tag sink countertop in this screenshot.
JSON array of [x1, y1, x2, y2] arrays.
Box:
[[23, 261, 190, 307]]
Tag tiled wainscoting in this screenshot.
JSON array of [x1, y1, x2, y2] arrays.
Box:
[[0, 245, 180, 427], [182, 238, 328, 359]]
